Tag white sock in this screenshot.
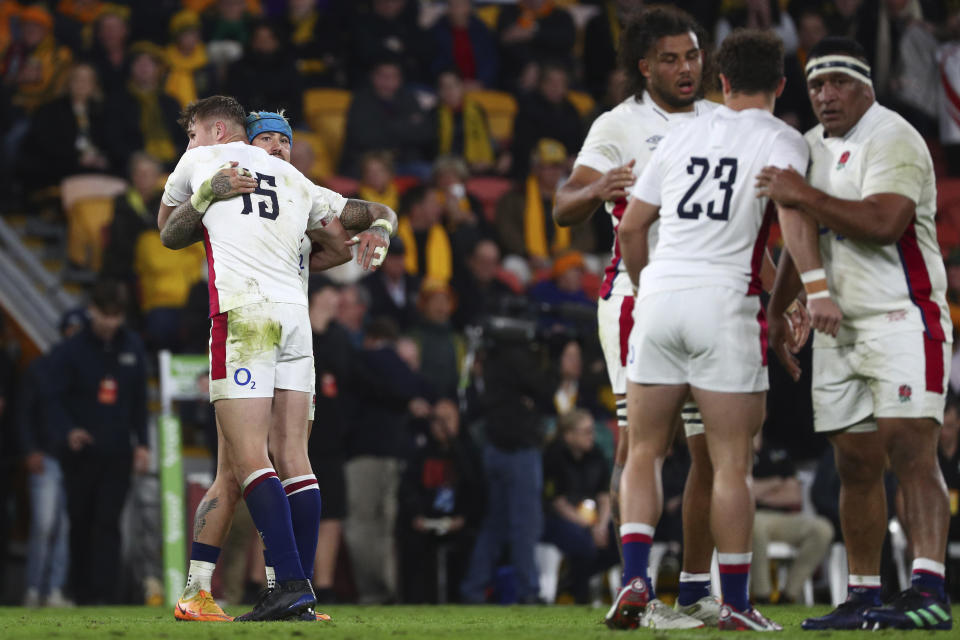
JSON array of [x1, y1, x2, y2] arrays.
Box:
[[265, 565, 276, 590], [182, 560, 215, 598]]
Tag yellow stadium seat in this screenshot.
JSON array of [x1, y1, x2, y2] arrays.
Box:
[[464, 89, 518, 146], [566, 90, 596, 119], [66, 197, 115, 271], [302, 88, 353, 172]]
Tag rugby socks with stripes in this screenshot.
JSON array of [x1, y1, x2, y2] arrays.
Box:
[[911, 558, 946, 601], [284, 474, 322, 582], [621, 523, 655, 595], [242, 468, 305, 583], [183, 542, 220, 597], [680, 402, 701, 431], [847, 574, 882, 605], [718, 552, 752, 612], [677, 572, 712, 606], [616, 398, 627, 429]]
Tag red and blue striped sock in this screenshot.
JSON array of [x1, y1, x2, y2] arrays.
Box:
[[284, 474, 322, 582], [911, 558, 946, 601], [847, 574, 882, 605], [242, 468, 305, 584], [620, 523, 655, 595], [677, 571, 711, 606], [718, 552, 751, 612]]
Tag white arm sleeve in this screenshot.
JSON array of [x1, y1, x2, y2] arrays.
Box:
[[307, 183, 348, 230], [573, 111, 623, 174], [161, 150, 197, 207]]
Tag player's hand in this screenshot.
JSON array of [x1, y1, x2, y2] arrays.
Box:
[[67, 428, 94, 451], [784, 298, 811, 353], [25, 451, 45, 475], [754, 165, 808, 208], [809, 296, 843, 338], [210, 161, 257, 201], [592, 160, 636, 202], [345, 225, 390, 271], [767, 312, 802, 381], [133, 445, 151, 474]]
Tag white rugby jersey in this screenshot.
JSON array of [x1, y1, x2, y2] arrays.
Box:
[[162, 141, 346, 315], [631, 105, 808, 298], [807, 102, 949, 347], [573, 93, 717, 299]]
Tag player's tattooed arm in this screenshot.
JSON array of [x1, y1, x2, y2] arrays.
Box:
[[160, 199, 205, 249], [341, 199, 397, 235], [193, 496, 219, 542], [341, 199, 397, 271]]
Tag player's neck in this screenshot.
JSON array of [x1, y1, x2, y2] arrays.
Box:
[[723, 92, 774, 114], [645, 91, 695, 114], [221, 133, 247, 145]]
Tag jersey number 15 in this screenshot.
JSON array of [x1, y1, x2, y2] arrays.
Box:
[[240, 173, 279, 220], [677, 157, 737, 221]]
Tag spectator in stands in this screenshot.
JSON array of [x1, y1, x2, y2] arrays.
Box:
[[434, 71, 496, 175], [451, 238, 514, 329], [399, 397, 484, 603], [86, 4, 130, 96], [358, 151, 399, 212], [102, 42, 185, 170], [46, 280, 150, 604], [102, 152, 164, 286], [164, 10, 212, 108], [337, 283, 370, 347], [529, 250, 595, 311], [940, 393, 960, 540], [344, 317, 430, 604], [938, 6, 960, 176], [397, 185, 454, 283], [348, 0, 430, 86], [715, 0, 798, 54], [20, 61, 110, 194], [280, 0, 348, 88], [53, 0, 104, 53], [497, 139, 591, 267], [777, 9, 825, 131], [362, 236, 420, 332], [226, 21, 303, 124], [411, 279, 463, 400], [341, 58, 435, 178], [17, 310, 88, 608], [202, 0, 257, 49], [495, 0, 575, 93], [751, 430, 834, 604], [582, 0, 633, 101], [430, 0, 498, 89], [511, 63, 584, 179], [947, 251, 960, 333], [549, 338, 603, 418], [541, 409, 617, 604], [307, 277, 355, 603], [431, 155, 491, 271]]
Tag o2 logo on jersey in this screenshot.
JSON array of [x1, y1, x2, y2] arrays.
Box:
[[677, 157, 738, 221], [240, 173, 280, 220], [234, 367, 256, 389]]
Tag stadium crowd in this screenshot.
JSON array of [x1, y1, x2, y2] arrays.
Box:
[[0, 0, 959, 613]]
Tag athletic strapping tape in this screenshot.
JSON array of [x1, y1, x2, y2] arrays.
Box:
[[805, 54, 872, 86]]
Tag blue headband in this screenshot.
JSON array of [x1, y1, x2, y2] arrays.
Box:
[[245, 111, 293, 144]]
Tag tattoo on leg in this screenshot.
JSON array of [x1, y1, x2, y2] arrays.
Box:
[[193, 497, 220, 541], [211, 173, 232, 197]]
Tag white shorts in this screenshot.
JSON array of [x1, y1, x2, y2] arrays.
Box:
[[627, 287, 768, 393], [209, 302, 314, 402], [597, 293, 635, 395], [812, 332, 949, 433]]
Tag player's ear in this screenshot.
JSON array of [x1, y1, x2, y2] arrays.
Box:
[[775, 76, 786, 99], [719, 73, 731, 98], [638, 57, 650, 80]]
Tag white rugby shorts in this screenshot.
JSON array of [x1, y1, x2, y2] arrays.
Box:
[[209, 302, 314, 402], [812, 332, 949, 433], [597, 293, 635, 396], [627, 287, 768, 394]]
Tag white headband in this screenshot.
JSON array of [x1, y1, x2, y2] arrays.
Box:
[[805, 54, 872, 86]]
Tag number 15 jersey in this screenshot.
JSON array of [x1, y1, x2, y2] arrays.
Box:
[[631, 106, 808, 299], [162, 141, 346, 316]]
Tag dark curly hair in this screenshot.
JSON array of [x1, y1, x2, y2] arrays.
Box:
[[618, 5, 704, 101], [177, 95, 247, 133], [716, 29, 784, 95]]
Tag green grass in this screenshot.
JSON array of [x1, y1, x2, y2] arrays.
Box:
[[0, 604, 955, 639]]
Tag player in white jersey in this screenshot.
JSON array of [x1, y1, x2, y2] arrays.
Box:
[[158, 96, 344, 621], [608, 30, 813, 632], [761, 37, 953, 631], [554, 7, 720, 629], [168, 108, 395, 622]]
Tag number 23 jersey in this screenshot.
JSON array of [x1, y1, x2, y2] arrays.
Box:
[[631, 105, 808, 298], [162, 141, 346, 315]]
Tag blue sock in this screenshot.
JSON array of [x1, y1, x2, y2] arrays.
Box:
[[911, 559, 946, 601], [284, 475, 322, 581], [242, 468, 305, 583], [190, 541, 220, 563], [718, 552, 751, 612], [847, 575, 882, 605], [620, 523, 655, 596], [677, 572, 711, 606]]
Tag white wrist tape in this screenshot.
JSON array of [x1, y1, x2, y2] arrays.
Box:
[[370, 218, 394, 236], [800, 269, 826, 284]]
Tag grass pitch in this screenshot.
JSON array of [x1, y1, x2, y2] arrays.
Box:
[[0, 604, 956, 639]]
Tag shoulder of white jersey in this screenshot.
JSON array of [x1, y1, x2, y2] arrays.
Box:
[[803, 123, 825, 146], [694, 98, 720, 113], [865, 104, 927, 149]]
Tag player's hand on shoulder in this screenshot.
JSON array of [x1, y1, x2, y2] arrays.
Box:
[[209, 161, 257, 202], [755, 165, 807, 208], [808, 297, 842, 338], [592, 160, 636, 202]]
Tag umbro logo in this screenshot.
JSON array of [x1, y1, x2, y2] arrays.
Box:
[[646, 135, 663, 150]]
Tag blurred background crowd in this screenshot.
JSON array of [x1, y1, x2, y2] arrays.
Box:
[[0, 0, 959, 609]]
